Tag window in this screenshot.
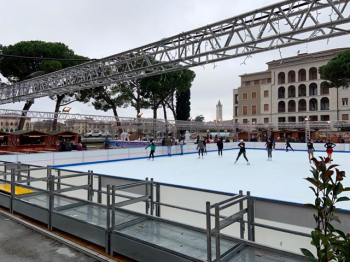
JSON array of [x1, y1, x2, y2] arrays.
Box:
[[264, 118, 269, 123], [342, 114, 349, 121], [278, 117, 286, 123], [243, 93, 248, 100], [252, 106, 257, 115], [252, 92, 257, 99], [264, 104, 269, 111], [243, 119, 248, 124], [264, 90, 269, 97], [342, 86, 348, 90], [252, 118, 257, 124], [243, 106, 248, 115], [235, 94, 239, 104], [267, 78, 271, 83], [254, 80, 260, 85], [342, 98, 348, 106], [245, 81, 251, 87]]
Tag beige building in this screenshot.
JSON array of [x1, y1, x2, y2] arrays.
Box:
[[0, 113, 31, 132], [66, 119, 113, 135], [31, 120, 65, 133], [233, 48, 350, 124]]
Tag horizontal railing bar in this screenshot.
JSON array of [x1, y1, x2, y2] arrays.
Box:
[[54, 202, 87, 212], [13, 183, 47, 193], [15, 177, 48, 184], [53, 193, 106, 208], [219, 196, 248, 211], [252, 222, 310, 238], [16, 167, 48, 172], [210, 195, 241, 209], [114, 181, 150, 190], [93, 188, 136, 200], [52, 173, 90, 180], [154, 201, 226, 219], [213, 209, 247, 234], [0, 171, 11, 176], [54, 182, 77, 188], [54, 184, 89, 194], [114, 195, 149, 208]]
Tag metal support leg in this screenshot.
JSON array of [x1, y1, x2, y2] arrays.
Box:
[[247, 191, 252, 241], [10, 168, 15, 213], [4, 163, 7, 181], [27, 170, 30, 186], [90, 171, 94, 202], [150, 178, 154, 216], [48, 176, 54, 231], [98, 175, 102, 204], [106, 185, 111, 255], [206, 201, 212, 262], [251, 197, 255, 241], [16, 162, 21, 181], [87, 170, 91, 201], [46, 165, 52, 190], [156, 183, 160, 217], [111, 185, 115, 231], [145, 177, 149, 215], [239, 190, 245, 239], [215, 204, 220, 262], [57, 170, 61, 190]]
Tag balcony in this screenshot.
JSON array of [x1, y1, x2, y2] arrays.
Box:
[[278, 108, 286, 113], [298, 107, 306, 112], [288, 107, 296, 112]]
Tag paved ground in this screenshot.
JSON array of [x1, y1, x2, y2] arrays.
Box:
[[0, 213, 97, 262]]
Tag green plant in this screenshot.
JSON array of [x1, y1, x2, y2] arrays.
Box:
[[301, 157, 350, 261]]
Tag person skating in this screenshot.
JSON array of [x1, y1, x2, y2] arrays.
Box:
[[307, 139, 315, 164], [324, 139, 336, 163], [203, 138, 208, 155], [266, 138, 273, 161], [217, 138, 223, 157], [179, 138, 184, 155], [235, 139, 250, 165], [145, 140, 156, 161], [285, 136, 294, 152], [197, 138, 205, 159]]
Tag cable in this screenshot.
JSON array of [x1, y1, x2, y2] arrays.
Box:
[[0, 54, 95, 62]]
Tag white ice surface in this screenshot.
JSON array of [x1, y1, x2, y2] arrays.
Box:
[[61, 149, 350, 210]]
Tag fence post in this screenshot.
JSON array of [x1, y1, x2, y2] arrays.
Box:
[[10, 168, 15, 213], [4, 163, 7, 181], [156, 184, 161, 217], [111, 185, 116, 233], [150, 178, 154, 216], [98, 175, 102, 204], [247, 191, 252, 241], [46, 165, 51, 190], [57, 170, 61, 190], [27, 168, 30, 186], [145, 177, 149, 214], [251, 198, 255, 242], [16, 161, 21, 181], [206, 201, 212, 262], [90, 171, 94, 202], [239, 190, 245, 239], [48, 175, 54, 231], [215, 204, 220, 262], [106, 184, 111, 255]]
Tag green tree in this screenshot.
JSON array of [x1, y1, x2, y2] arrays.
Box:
[[0, 41, 88, 130], [319, 50, 350, 88], [195, 115, 204, 122], [176, 88, 191, 120]]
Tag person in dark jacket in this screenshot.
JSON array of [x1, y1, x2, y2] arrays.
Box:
[[324, 140, 336, 163], [197, 139, 205, 159], [285, 136, 294, 152], [59, 139, 66, 152], [217, 138, 223, 157], [235, 139, 250, 165], [77, 134, 82, 144], [265, 138, 273, 161], [307, 139, 315, 164]]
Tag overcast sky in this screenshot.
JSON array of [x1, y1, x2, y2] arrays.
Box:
[[0, 0, 349, 121]]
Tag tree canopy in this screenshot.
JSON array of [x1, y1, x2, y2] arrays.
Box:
[[195, 115, 205, 122], [319, 50, 350, 88]]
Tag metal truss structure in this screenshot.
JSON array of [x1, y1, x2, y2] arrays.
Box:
[[0, 0, 349, 104], [1, 108, 349, 133]]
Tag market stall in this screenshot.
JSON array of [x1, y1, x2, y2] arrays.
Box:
[[12, 130, 49, 153]]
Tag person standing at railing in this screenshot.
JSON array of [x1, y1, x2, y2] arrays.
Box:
[[324, 140, 336, 163], [104, 136, 110, 150], [266, 138, 273, 161], [145, 140, 156, 161], [217, 138, 223, 157], [165, 136, 172, 156], [235, 139, 250, 165], [307, 139, 315, 164]]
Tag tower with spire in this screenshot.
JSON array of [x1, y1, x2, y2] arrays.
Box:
[[216, 100, 223, 122]]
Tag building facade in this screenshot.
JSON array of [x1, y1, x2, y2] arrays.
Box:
[[66, 119, 113, 135], [216, 100, 223, 121], [0, 113, 31, 132], [233, 48, 350, 124]]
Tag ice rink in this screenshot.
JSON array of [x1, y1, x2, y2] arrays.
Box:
[[60, 149, 350, 210]]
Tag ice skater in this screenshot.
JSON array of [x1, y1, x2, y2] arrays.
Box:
[[324, 139, 336, 163], [285, 136, 294, 152], [203, 138, 208, 155], [307, 139, 315, 164], [266, 138, 273, 161], [145, 140, 156, 161], [197, 138, 205, 159], [217, 138, 223, 157], [235, 139, 250, 165]]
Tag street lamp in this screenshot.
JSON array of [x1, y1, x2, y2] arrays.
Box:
[[62, 107, 71, 113], [305, 117, 310, 142], [188, 116, 192, 121], [327, 120, 331, 140], [137, 112, 143, 117]]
